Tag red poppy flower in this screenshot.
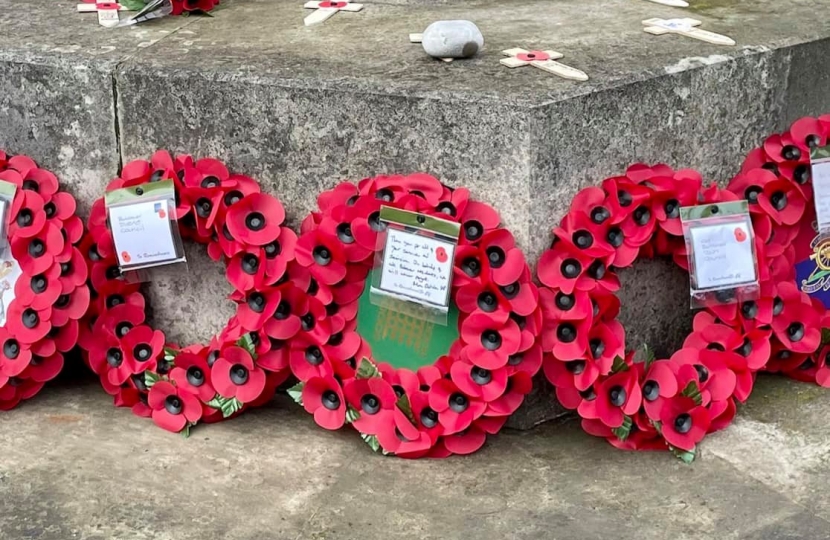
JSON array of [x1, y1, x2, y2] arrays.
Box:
[[450, 357, 508, 402], [211, 346, 267, 403], [428, 378, 486, 434], [295, 229, 348, 285], [477, 229, 527, 286], [791, 116, 827, 151], [21, 352, 63, 383], [5, 302, 51, 345], [302, 376, 346, 430], [756, 178, 806, 226], [554, 211, 614, 259], [441, 424, 488, 455], [376, 408, 434, 456], [458, 200, 501, 245], [670, 348, 736, 403], [771, 283, 821, 354], [264, 284, 305, 340], [50, 284, 91, 327], [225, 193, 285, 246], [0, 328, 32, 377], [659, 395, 710, 451], [288, 335, 333, 382], [122, 325, 164, 368], [486, 370, 533, 415], [638, 360, 679, 420], [236, 287, 281, 331], [460, 311, 521, 369], [147, 381, 203, 432], [727, 168, 775, 212], [343, 376, 397, 435], [595, 369, 642, 428], [170, 352, 215, 402], [8, 189, 47, 238], [10, 222, 63, 275]]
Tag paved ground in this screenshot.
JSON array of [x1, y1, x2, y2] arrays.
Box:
[[2, 372, 829, 540]]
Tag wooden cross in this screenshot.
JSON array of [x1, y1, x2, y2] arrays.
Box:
[[409, 34, 454, 63], [644, 0, 689, 7], [500, 48, 588, 81], [303, 0, 363, 26], [77, 2, 127, 27], [642, 18, 735, 46]]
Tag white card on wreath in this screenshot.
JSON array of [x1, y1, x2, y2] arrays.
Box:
[[690, 220, 756, 289], [109, 199, 178, 268], [378, 228, 455, 308], [0, 246, 21, 326], [812, 156, 830, 232]]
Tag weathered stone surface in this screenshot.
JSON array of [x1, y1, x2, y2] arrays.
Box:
[[2, 0, 830, 425], [2, 374, 830, 539], [421, 20, 483, 59]]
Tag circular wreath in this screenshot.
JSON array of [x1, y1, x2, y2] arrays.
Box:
[[536, 154, 829, 462], [79, 151, 295, 435], [0, 152, 89, 410], [283, 174, 542, 457]]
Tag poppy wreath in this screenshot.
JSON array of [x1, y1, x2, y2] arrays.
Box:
[[0, 152, 89, 410], [537, 162, 790, 462], [116, 0, 219, 15], [729, 114, 830, 387], [78, 151, 295, 435], [283, 174, 542, 457]]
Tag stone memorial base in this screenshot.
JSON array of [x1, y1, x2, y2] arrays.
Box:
[[1, 0, 829, 427]]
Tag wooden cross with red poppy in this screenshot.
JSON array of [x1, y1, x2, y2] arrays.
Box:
[[76, 2, 127, 27], [642, 18, 736, 45], [500, 49, 588, 81], [303, 0, 363, 26]]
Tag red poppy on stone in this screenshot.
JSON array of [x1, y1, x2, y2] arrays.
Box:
[[11, 222, 63, 275], [14, 265, 61, 311], [6, 303, 51, 345], [540, 311, 592, 364], [237, 287, 281, 331], [148, 381, 203, 432], [486, 370, 533, 415], [122, 325, 165, 370], [225, 193, 285, 246], [376, 408, 433, 456], [428, 378, 486, 434], [458, 200, 501, 245], [343, 376, 397, 435], [727, 168, 775, 212], [536, 241, 593, 294], [8, 189, 47, 239], [771, 283, 821, 354], [659, 395, 710, 451], [638, 360, 679, 421], [450, 357, 508, 402], [763, 133, 805, 165], [50, 285, 91, 327], [460, 311, 521, 370], [555, 211, 615, 259], [289, 336, 333, 382], [670, 348, 736, 403], [169, 352, 215, 402], [477, 229, 527, 286], [0, 328, 32, 378], [212, 346, 267, 403], [302, 376, 346, 430], [756, 178, 806, 226], [595, 368, 642, 428], [295, 229, 348, 286]]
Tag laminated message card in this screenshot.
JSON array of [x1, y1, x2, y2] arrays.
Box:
[[811, 145, 830, 233], [105, 180, 185, 274], [370, 206, 460, 324], [681, 201, 759, 308]]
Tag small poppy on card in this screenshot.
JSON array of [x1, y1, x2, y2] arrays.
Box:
[[435, 246, 448, 263], [153, 202, 166, 218], [734, 227, 747, 242], [121, 251, 131, 263]]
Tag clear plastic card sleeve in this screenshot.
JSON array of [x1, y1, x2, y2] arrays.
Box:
[[104, 180, 187, 283], [680, 200, 760, 309], [370, 206, 461, 325], [0, 179, 16, 258], [811, 144, 830, 233]]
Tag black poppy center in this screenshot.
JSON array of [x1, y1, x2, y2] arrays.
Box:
[[313, 245, 332, 266], [420, 407, 438, 428], [573, 230, 594, 250], [555, 292, 575, 311], [500, 282, 520, 300], [794, 164, 811, 185], [674, 413, 692, 434], [437, 201, 457, 216], [164, 395, 183, 415], [461, 257, 481, 278], [247, 293, 266, 313], [486, 246, 506, 268], [115, 322, 132, 338], [361, 394, 381, 415], [106, 348, 123, 368], [565, 360, 585, 375], [106, 294, 124, 309], [241, 254, 259, 275], [707, 342, 725, 352], [770, 191, 787, 211], [134, 344, 153, 362], [30, 275, 47, 294], [481, 330, 502, 351], [22, 180, 39, 192], [264, 241, 281, 259], [336, 223, 355, 244], [556, 323, 577, 343], [633, 206, 651, 226], [186, 366, 205, 387], [224, 190, 243, 206], [589, 338, 605, 359], [787, 322, 805, 342], [464, 220, 483, 241], [17, 209, 33, 227], [781, 145, 801, 161], [368, 212, 386, 232], [741, 301, 758, 320], [322, 390, 340, 410], [207, 350, 219, 367], [561, 258, 582, 279], [200, 175, 221, 188], [471, 367, 492, 385], [375, 188, 394, 202], [449, 393, 469, 413], [196, 198, 213, 219], [28, 239, 45, 258], [229, 364, 249, 385], [607, 227, 624, 248], [245, 212, 266, 232], [609, 385, 626, 407], [3, 339, 20, 360], [591, 206, 611, 224], [643, 381, 659, 401], [22, 309, 39, 329], [477, 292, 498, 312], [588, 260, 606, 280], [694, 364, 709, 382], [736, 338, 752, 357], [617, 190, 633, 207], [305, 346, 323, 365], [664, 199, 680, 219], [301, 313, 315, 332], [579, 388, 597, 401], [773, 297, 784, 316], [745, 186, 762, 204]]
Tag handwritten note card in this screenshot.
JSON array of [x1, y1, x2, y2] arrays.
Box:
[[689, 220, 756, 289], [378, 228, 455, 308], [109, 199, 178, 268], [813, 157, 830, 232]]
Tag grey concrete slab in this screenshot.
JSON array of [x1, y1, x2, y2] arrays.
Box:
[[2, 376, 830, 540]]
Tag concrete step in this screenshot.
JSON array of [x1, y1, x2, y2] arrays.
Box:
[[1, 0, 830, 426]]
